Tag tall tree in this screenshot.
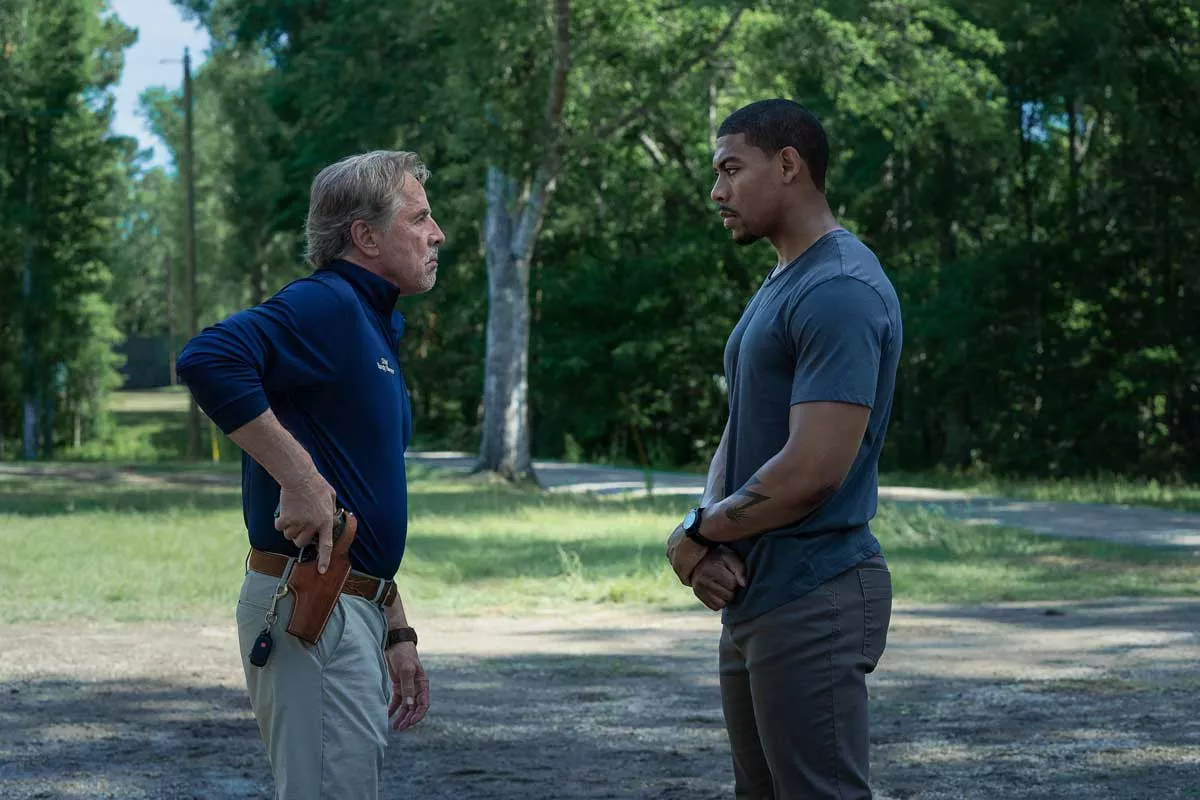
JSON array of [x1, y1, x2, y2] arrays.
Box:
[[0, 0, 134, 458], [472, 0, 745, 481], [477, 0, 571, 482]]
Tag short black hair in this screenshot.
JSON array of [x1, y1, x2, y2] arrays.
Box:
[[717, 99, 829, 192]]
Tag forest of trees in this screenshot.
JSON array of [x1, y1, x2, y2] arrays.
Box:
[[1, 0, 1197, 482]]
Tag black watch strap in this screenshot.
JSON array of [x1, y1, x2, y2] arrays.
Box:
[[683, 507, 718, 548], [385, 627, 418, 649]]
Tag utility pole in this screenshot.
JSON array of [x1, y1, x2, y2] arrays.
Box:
[[183, 47, 201, 458], [165, 254, 176, 386]]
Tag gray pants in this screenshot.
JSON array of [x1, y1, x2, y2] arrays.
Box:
[[236, 569, 391, 800], [719, 556, 892, 800]]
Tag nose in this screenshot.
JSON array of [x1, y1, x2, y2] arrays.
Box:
[[710, 176, 727, 205], [431, 219, 446, 247]]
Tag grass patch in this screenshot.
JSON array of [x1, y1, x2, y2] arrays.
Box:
[[878, 502, 1200, 602], [60, 387, 238, 464], [884, 468, 1200, 513], [1, 464, 1197, 623]]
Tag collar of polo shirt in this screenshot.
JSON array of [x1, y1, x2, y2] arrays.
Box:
[[325, 259, 401, 316]]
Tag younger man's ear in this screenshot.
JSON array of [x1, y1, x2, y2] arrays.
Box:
[[778, 146, 810, 186]]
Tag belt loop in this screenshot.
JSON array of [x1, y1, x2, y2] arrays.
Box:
[[280, 555, 297, 585], [370, 578, 387, 605]]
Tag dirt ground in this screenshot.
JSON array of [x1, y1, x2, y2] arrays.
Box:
[[1, 599, 1198, 800]]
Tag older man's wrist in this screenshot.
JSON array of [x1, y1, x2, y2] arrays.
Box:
[[385, 627, 418, 650]]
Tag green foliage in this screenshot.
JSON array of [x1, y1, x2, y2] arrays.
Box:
[[5, 0, 1199, 482], [0, 0, 136, 458]]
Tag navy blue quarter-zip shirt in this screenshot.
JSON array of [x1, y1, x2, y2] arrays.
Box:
[[176, 259, 413, 578]]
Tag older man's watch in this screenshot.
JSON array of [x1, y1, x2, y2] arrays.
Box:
[[682, 506, 718, 547], [385, 627, 418, 649]]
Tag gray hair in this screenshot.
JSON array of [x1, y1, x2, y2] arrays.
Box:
[[305, 150, 430, 269]]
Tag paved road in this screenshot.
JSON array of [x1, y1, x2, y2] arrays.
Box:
[[408, 451, 1200, 550]]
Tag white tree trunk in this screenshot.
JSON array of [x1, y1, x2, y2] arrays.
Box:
[[476, 167, 535, 481], [474, 0, 571, 483], [472, 1, 741, 483]]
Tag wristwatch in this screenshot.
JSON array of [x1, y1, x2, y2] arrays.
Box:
[[385, 627, 418, 650], [682, 506, 718, 547]]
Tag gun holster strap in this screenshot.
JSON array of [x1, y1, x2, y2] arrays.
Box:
[[247, 549, 399, 609]]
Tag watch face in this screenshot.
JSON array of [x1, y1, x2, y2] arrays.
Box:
[[683, 509, 698, 530]]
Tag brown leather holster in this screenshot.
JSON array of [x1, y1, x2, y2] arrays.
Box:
[[285, 510, 358, 646]]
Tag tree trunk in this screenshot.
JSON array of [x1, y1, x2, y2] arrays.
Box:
[[477, 168, 535, 481], [21, 391, 38, 460], [1066, 94, 1081, 237], [254, 259, 270, 305], [20, 132, 41, 461], [41, 365, 54, 458], [474, 0, 571, 483]]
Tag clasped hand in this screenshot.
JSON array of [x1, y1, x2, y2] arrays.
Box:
[[665, 525, 747, 611]]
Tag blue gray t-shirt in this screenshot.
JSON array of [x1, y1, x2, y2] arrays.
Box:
[[720, 229, 903, 624]]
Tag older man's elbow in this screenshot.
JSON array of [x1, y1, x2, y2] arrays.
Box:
[[174, 343, 201, 389]]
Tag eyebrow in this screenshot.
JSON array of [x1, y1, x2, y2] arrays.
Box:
[[713, 157, 742, 172]]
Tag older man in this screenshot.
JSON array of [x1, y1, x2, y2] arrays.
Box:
[[177, 150, 444, 799]]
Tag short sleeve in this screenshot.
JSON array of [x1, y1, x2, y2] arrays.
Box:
[[789, 277, 891, 408]]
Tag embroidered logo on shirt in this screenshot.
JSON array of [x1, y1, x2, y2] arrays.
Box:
[[377, 358, 396, 375]]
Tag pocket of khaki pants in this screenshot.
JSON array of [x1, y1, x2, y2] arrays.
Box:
[[311, 600, 347, 663], [859, 567, 893, 671], [237, 572, 280, 614]]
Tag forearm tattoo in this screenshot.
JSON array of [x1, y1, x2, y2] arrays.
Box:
[[724, 474, 770, 523]]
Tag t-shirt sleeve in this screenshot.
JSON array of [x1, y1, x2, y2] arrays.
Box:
[[176, 280, 349, 434], [789, 277, 891, 408]]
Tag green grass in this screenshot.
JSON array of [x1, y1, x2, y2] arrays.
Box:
[[884, 468, 1200, 513], [1, 462, 1197, 624], [3, 389, 1194, 623]]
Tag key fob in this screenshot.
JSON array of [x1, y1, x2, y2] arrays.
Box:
[[248, 629, 274, 668]]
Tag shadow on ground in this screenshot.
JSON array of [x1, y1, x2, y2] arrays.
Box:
[[0, 647, 730, 800], [899, 597, 1200, 636], [871, 669, 1200, 800], [3, 599, 1200, 799]]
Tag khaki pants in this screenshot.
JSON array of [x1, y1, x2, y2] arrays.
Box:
[[236, 568, 391, 800], [719, 556, 892, 800]]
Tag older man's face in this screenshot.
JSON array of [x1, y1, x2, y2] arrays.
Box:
[[376, 178, 445, 295]]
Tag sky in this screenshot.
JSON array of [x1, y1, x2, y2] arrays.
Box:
[[108, 0, 211, 168]]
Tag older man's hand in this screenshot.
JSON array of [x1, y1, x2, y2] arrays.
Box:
[[691, 550, 747, 611], [386, 642, 430, 732]]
